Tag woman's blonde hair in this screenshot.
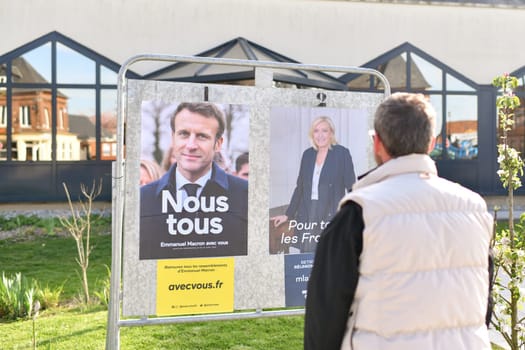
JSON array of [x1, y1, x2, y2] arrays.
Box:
[[308, 116, 337, 150], [140, 159, 164, 184]]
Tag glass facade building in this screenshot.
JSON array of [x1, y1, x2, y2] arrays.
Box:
[[0, 32, 514, 201]]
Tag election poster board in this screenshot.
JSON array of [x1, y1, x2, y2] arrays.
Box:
[[139, 101, 249, 259], [121, 79, 383, 317]]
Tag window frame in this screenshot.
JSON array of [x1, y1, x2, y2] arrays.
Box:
[[340, 42, 480, 162], [0, 31, 139, 162]]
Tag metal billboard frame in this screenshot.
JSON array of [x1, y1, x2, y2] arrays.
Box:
[[107, 54, 391, 349]]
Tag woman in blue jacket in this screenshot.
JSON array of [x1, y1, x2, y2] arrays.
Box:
[[271, 116, 356, 253]]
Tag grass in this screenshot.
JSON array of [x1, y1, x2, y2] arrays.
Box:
[[0, 216, 509, 349], [2, 307, 304, 349], [0, 233, 111, 301]]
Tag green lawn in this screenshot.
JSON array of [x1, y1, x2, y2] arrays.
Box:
[[0, 233, 112, 300]]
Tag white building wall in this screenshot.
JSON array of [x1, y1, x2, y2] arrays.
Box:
[[1, 0, 525, 83]]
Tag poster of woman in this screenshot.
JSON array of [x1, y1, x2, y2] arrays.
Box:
[[269, 106, 369, 255]]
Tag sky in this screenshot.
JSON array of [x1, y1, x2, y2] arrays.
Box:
[[21, 42, 118, 116]]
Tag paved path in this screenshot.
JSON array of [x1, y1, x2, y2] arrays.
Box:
[[0, 201, 111, 218]]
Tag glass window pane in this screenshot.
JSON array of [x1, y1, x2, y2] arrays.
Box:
[[446, 95, 478, 160], [378, 53, 407, 90], [101, 65, 118, 85], [428, 95, 449, 160], [0, 62, 8, 86], [517, 75, 525, 87], [411, 54, 442, 90], [0, 105, 6, 127], [6, 88, 53, 161], [446, 73, 475, 92], [102, 143, 111, 156], [0, 102, 7, 161], [0, 78, 5, 95], [57, 43, 95, 84], [101, 89, 117, 116], [101, 89, 117, 160], [348, 53, 408, 90], [429, 94, 443, 136], [17, 43, 52, 83], [59, 88, 95, 160], [346, 73, 375, 89]]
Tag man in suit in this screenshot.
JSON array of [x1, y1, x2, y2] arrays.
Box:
[[140, 102, 248, 260]]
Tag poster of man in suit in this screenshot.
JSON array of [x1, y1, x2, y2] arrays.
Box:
[[139, 101, 249, 260]]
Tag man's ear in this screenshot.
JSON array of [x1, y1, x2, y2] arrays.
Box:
[[428, 137, 436, 154], [215, 136, 224, 151], [373, 133, 381, 155], [373, 134, 391, 163]]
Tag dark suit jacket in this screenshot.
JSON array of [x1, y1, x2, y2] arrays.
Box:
[[286, 144, 355, 224], [140, 162, 248, 259]]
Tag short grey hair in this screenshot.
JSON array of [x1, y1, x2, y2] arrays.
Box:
[[374, 92, 436, 157]]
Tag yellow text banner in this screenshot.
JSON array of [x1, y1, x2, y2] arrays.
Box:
[[156, 258, 234, 316]]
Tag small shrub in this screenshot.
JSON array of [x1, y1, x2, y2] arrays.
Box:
[[60, 180, 103, 305], [0, 215, 42, 231], [37, 283, 63, 309], [93, 265, 111, 307], [0, 272, 41, 320], [492, 73, 525, 349], [37, 218, 61, 236]]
